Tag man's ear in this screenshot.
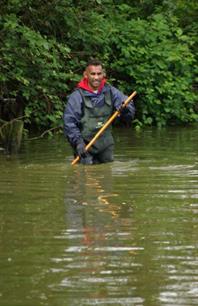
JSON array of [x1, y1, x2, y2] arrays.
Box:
[[83, 70, 87, 78]]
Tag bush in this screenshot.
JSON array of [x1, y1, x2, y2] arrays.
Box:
[[0, 1, 197, 132], [108, 13, 197, 127]]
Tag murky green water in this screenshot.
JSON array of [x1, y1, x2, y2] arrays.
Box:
[[0, 127, 198, 306]]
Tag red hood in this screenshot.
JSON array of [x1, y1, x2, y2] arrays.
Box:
[[77, 77, 106, 93]]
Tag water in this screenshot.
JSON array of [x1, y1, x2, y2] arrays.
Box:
[[0, 127, 197, 306]]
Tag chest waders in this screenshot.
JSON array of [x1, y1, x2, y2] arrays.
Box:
[[78, 89, 114, 154]]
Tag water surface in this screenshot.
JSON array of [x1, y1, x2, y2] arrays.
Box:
[[0, 127, 197, 306]]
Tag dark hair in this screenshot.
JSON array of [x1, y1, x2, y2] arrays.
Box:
[[86, 58, 103, 68]]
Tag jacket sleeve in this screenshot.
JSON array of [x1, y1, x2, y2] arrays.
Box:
[[63, 90, 84, 147], [110, 85, 136, 120]]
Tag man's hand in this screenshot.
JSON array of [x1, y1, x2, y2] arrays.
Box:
[[76, 140, 86, 158]]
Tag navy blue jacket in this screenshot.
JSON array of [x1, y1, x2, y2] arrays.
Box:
[[63, 84, 135, 147]]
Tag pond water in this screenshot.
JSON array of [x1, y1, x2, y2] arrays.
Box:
[[0, 126, 198, 306]]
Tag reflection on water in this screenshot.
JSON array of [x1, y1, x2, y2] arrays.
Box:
[[0, 127, 198, 306]]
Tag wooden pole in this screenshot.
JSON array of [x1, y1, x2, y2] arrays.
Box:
[[71, 90, 137, 165]]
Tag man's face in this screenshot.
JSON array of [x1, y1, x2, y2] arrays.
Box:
[[84, 65, 105, 90]]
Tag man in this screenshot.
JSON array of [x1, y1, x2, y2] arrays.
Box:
[[63, 59, 135, 164]]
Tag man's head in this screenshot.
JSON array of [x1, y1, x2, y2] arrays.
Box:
[[83, 59, 105, 91]]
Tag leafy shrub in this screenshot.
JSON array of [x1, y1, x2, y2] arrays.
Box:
[[108, 12, 197, 127], [0, 1, 197, 133]]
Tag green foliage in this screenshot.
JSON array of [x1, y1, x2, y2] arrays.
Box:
[[0, 0, 197, 133], [108, 13, 197, 126], [0, 11, 72, 129]]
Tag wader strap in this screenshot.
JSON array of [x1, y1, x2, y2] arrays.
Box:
[[77, 88, 112, 109]]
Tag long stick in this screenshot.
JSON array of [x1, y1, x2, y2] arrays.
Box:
[[71, 90, 137, 165]]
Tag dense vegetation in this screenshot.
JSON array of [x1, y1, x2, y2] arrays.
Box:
[[0, 0, 197, 137]]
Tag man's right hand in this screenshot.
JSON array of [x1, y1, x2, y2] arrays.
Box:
[[76, 140, 86, 158]]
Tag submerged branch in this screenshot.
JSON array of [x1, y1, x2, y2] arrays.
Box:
[[28, 126, 62, 140]]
